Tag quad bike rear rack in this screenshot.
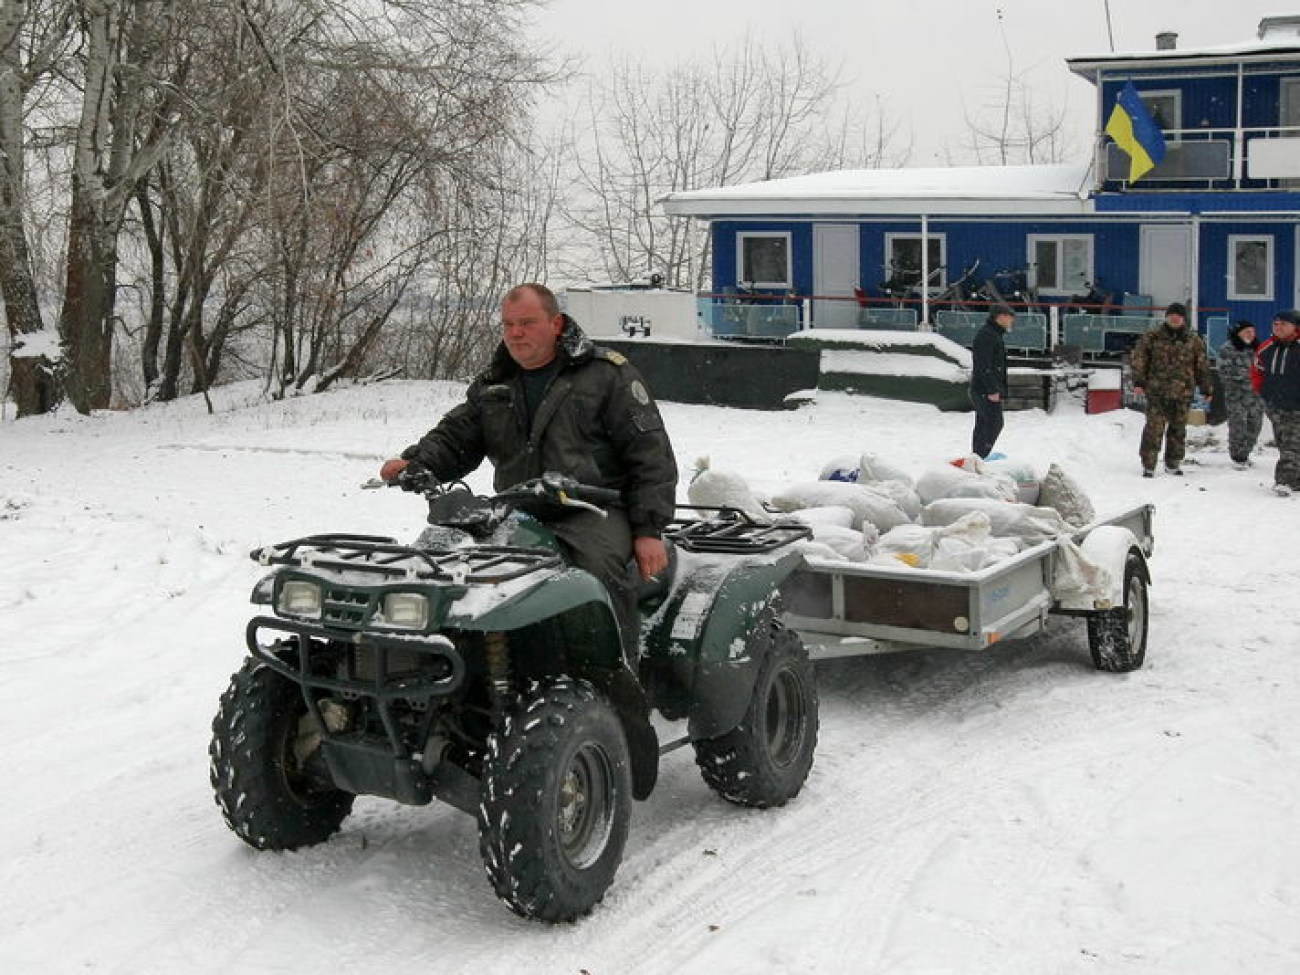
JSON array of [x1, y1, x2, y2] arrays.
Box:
[[665, 508, 812, 554]]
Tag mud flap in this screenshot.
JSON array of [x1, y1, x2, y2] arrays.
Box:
[[590, 665, 659, 800]]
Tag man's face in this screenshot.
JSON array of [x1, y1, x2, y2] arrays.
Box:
[[1166, 313, 1185, 329], [995, 313, 1014, 330], [1273, 318, 1297, 342], [501, 291, 563, 370]]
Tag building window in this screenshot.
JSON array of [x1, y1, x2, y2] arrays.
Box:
[[884, 233, 946, 289], [1228, 235, 1273, 300], [1028, 235, 1093, 295], [1141, 89, 1181, 138], [737, 232, 792, 288]]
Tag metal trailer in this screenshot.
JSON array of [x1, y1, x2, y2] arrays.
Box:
[[781, 504, 1154, 673]]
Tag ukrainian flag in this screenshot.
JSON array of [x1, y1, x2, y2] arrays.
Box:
[[1105, 81, 1168, 182]]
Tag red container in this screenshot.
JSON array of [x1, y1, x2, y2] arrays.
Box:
[[1086, 388, 1122, 413], [1086, 370, 1123, 414]]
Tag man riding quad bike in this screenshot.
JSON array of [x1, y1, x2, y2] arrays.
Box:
[[209, 470, 819, 921], [209, 283, 818, 921]]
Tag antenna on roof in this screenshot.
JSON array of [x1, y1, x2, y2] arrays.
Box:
[[1102, 0, 1115, 52]]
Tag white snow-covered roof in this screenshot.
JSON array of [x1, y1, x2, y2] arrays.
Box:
[[1068, 30, 1300, 82], [659, 163, 1096, 219]]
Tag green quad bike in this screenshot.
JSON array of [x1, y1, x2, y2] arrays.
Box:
[[209, 469, 819, 922]]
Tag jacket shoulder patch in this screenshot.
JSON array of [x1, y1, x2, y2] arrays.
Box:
[[602, 349, 628, 366]]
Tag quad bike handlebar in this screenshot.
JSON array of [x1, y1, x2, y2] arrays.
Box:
[[364, 467, 620, 523]]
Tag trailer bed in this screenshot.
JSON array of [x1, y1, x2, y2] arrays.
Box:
[[782, 504, 1154, 659]]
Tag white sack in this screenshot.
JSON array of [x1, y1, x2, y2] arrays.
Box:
[[818, 455, 862, 482], [1037, 463, 1096, 528], [983, 457, 1042, 504], [915, 464, 1019, 504], [874, 523, 942, 568], [872, 511, 1011, 571], [859, 452, 915, 487], [866, 478, 923, 521], [687, 456, 770, 523], [1050, 536, 1112, 603], [769, 481, 911, 533], [921, 497, 1073, 544], [781, 505, 856, 528], [807, 523, 870, 562]]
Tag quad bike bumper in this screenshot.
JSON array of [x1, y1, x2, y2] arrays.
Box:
[[246, 615, 467, 702], [245, 616, 476, 808]]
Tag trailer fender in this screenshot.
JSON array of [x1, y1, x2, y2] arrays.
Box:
[[1069, 526, 1150, 612]]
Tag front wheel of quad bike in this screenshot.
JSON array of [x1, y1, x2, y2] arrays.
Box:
[[478, 679, 632, 923], [1087, 552, 1149, 673], [693, 604, 819, 808], [209, 654, 355, 850]]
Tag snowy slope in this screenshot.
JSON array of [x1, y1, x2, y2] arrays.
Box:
[[2, 381, 1298, 974]]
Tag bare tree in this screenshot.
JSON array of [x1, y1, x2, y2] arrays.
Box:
[[242, 0, 557, 397], [0, 0, 73, 416], [563, 34, 906, 292], [952, 10, 1079, 166], [957, 72, 1076, 166]]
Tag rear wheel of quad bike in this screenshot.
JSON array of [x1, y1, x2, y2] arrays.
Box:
[[693, 606, 819, 808], [1087, 552, 1148, 673], [209, 654, 354, 850], [478, 679, 632, 922]]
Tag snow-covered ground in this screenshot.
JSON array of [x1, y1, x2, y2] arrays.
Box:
[[2, 380, 1298, 974]]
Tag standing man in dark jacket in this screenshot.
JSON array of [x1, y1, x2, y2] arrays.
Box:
[[1253, 309, 1300, 496], [1130, 302, 1212, 477], [380, 282, 680, 657], [969, 304, 1013, 458]]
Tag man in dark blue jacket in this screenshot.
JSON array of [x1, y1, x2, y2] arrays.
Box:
[[969, 305, 1013, 458], [1254, 309, 1300, 496]]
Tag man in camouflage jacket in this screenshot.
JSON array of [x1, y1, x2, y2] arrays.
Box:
[[380, 283, 679, 661], [1130, 302, 1212, 476], [1217, 320, 1264, 468]]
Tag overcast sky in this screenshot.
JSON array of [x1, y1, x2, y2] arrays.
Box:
[[534, 0, 1293, 166]]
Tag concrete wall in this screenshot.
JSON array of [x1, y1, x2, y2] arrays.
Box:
[[598, 338, 819, 411]]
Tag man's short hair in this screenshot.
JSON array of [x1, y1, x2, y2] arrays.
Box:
[[505, 283, 561, 319]]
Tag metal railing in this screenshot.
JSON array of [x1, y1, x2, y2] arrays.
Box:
[[1097, 123, 1300, 189]]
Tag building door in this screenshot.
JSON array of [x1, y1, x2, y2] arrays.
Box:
[[1140, 224, 1192, 312], [813, 223, 860, 328]]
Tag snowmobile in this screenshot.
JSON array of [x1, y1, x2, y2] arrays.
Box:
[[209, 469, 818, 922]]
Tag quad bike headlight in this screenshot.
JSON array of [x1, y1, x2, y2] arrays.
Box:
[[381, 592, 429, 630], [277, 579, 322, 618]]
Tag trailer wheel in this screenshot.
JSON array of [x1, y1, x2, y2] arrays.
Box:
[[209, 655, 355, 850], [1087, 552, 1148, 673], [478, 679, 632, 922], [694, 608, 819, 808]]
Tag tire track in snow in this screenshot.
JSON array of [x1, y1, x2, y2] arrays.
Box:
[[575, 632, 1138, 973]]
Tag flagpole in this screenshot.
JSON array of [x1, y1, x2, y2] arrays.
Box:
[[1103, 0, 1115, 52]]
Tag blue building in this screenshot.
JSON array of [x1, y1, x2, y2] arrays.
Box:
[[661, 15, 1300, 358]]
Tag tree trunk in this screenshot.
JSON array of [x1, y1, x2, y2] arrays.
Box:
[[0, 221, 58, 416], [134, 178, 166, 397], [59, 181, 117, 413]]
